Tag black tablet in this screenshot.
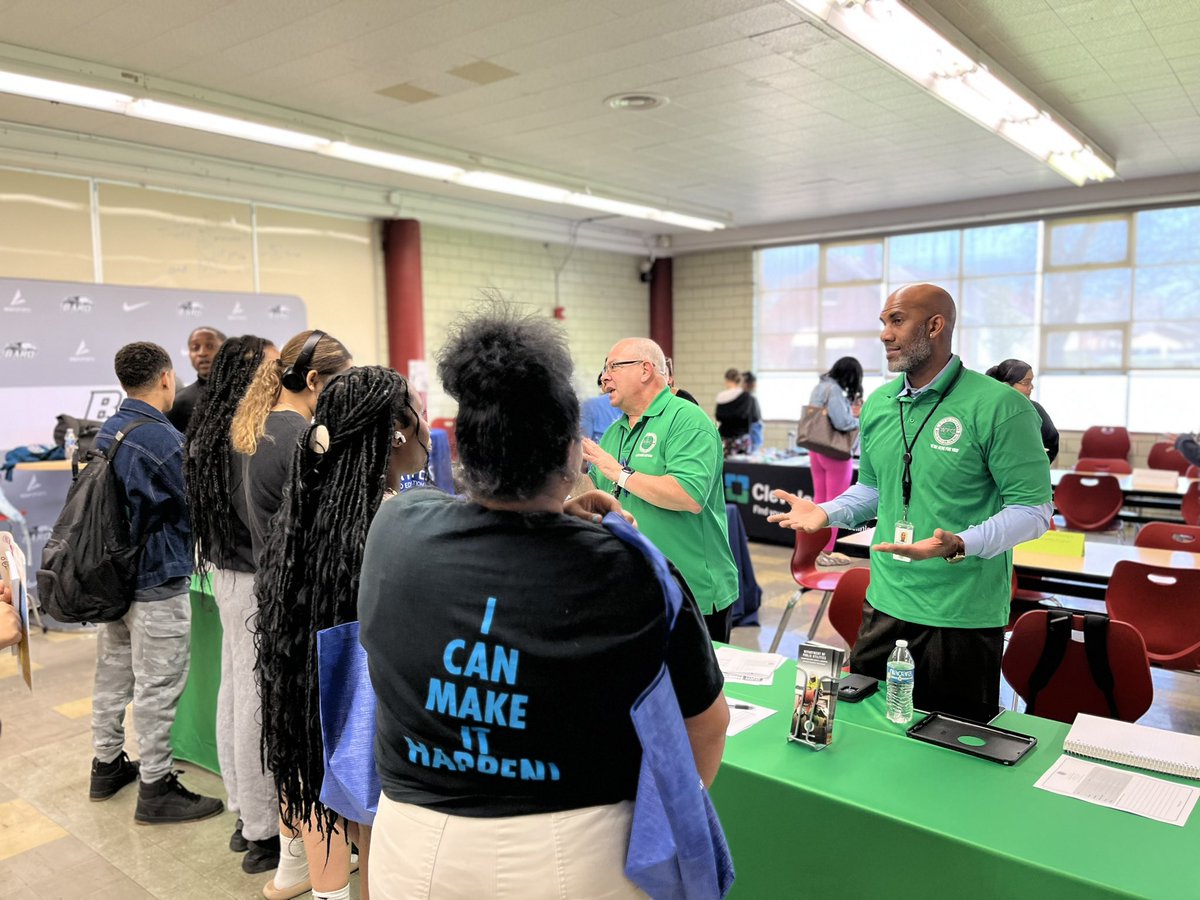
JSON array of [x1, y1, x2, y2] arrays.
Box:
[[906, 712, 1037, 765]]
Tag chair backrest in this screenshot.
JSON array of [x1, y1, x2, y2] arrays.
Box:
[[1080, 426, 1131, 461], [1106, 561, 1200, 669], [1002, 610, 1153, 724], [789, 527, 832, 581], [1147, 441, 1191, 475], [1134, 522, 1200, 552], [1187, 465, 1200, 480], [1074, 457, 1133, 475], [827, 566, 870, 650], [1184, 481, 1200, 527], [1053, 473, 1125, 532]]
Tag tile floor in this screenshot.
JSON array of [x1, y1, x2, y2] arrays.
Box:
[[1, 540, 1197, 898]]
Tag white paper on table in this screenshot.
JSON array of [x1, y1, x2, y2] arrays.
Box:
[[715, 646, 787, 685], [725, 700, 776, 736], [1035, 754, 1199, 827]]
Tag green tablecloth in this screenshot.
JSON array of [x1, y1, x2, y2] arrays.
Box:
[[169, 573, 222, 772], [714, 656, 1198, 899]]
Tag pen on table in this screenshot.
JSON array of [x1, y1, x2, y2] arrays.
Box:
[[727, 702, 754, 710]]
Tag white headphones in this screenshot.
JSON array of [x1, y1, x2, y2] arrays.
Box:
[[394, 430, 407, 445]]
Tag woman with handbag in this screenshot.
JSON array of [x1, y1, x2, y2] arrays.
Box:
[[805, 357, 863, 565], [358, 305, 729, 898], [254, 365, 430, 900]]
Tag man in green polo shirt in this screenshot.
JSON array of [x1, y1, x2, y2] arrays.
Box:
[[583, 338, 739, 641], [769, 284, 1052, 721]]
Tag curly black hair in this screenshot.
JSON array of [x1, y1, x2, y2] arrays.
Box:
[[184, 335, 273, 569], [254, 365, 424, 834], [113, 341, 172, 391], [437, 301, 578, 501]]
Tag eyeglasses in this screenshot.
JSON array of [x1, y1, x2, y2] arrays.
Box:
[[602, 359, 645, 374]]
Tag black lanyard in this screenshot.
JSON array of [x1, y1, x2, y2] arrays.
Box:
[[613, 418, 649, 498], [897, 365, 964, 517]]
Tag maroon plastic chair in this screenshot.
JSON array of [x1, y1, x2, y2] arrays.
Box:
[[1074, 457, 1133, 475], [827, 566, 870, 651], [769, 528, 844, 652], [1186, 465, 1200, 480], [1080, 426, 1131, 461], [1002, 610, 1153, 724], [1009, 571, 1058, 630], [1147, 441, 1191, 476], [1134, 522, 1200, 552], [1106, 561, 1200, 671], [1053, 473, 1124, 532], [1184, 481, 1200, 527]]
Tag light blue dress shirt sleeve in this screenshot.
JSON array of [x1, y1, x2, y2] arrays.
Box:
[[961, 501, 1053, 559], [819, 482, 880, 529]]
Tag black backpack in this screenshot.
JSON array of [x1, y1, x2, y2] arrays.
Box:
[[37, 419, 155, 624]]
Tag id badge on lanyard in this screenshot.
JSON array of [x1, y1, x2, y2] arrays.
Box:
[[893, 518, 915, 563]]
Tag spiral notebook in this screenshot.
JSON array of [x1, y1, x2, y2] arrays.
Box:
[[1064, 714, 1200, 779]]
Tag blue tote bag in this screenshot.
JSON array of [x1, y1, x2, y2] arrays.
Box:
[[316, 620, 380, 825], [604, 513, 735, 900]]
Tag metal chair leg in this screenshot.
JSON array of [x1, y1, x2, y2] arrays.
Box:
[[769, 589, 802, 653], [807, 590, 833, 641]]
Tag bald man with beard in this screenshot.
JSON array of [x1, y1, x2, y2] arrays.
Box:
[[769, 284, 1052, 721], [583, 337, 739, 641]]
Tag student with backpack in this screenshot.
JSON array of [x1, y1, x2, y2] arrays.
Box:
[[87, 341, 223, 824]]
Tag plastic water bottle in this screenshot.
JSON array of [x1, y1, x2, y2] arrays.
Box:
[[64, 427, 78, 463], [886, 640, 915, 724], [786, 429, 797, 453]]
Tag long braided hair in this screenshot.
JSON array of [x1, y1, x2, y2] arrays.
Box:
[[254, 365, 426, 834], [184, 335, 273, 568]]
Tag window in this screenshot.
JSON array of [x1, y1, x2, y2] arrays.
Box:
[[754, 203, 1200, 431]]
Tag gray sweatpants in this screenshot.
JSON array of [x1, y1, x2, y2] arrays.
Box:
[[91, 592, 191, 783], [213, 567, 278, 842]]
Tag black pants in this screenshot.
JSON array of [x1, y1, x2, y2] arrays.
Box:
[[704, 604, 733, 644], [848, 602, 1003, 722]]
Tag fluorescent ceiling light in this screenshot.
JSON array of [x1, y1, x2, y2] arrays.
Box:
[[0, 71, 131, 113], [454, 171, 573, 204], [127, 99, 329, 152], [0, 66, 726, 230], [786, 0, 1115, 185], [323, 141, 464, 180]]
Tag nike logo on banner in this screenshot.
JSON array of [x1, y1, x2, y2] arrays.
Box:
[[123, 301, 150, 311]]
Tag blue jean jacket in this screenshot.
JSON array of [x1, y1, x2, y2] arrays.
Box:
[[94, 399, 193, 590]]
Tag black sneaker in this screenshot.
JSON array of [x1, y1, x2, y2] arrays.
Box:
[[230, 818, 249, 853], [90, 752, 140, 801], [241, 835, 280, 874], [134, 771, 224, 825]]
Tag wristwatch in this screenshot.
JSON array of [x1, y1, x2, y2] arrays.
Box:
[[944, 536, 966, 564], [617, 466, 635, 491]]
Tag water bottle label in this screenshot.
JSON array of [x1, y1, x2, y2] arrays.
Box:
[[887, 664, 914, 686]]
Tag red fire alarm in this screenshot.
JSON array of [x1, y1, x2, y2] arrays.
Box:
[[553, 306, 566, 320]]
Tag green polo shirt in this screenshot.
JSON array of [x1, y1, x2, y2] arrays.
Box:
[[858, 358, 1051, 629], [590, 387, 738, 614]]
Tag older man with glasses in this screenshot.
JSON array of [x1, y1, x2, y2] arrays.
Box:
[[583, 338, 739, 641]]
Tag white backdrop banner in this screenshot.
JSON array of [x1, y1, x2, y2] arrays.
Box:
[[0, 277, 307, 448]]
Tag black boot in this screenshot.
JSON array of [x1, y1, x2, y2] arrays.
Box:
[[241, 834, 281, 874], [134, 771, 224, 824], [230, 818, 249, 852], [89, 752, 140, 801]]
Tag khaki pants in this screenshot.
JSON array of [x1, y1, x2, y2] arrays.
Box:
[[369, 795, 647, 899]]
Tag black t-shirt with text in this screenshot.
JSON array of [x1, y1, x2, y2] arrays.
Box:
[[358, 489, 724, 817]]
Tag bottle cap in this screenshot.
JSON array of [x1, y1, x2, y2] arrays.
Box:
[[895, 640, 908, 648]]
